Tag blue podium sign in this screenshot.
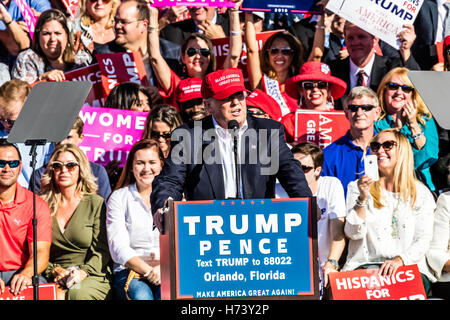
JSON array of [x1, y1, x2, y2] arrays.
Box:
[[169, 198, 319, 299], [240, 0, 322, 14]]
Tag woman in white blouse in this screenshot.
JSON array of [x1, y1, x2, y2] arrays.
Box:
[[343, 128, 436, 295], [106, 139, 164, 300]]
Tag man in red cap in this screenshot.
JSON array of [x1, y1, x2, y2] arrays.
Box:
[[175, 78, 208, 123], [151, 69, 312, 227]]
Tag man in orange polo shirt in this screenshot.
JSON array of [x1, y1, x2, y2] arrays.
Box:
[[0, 139, 52, 296]]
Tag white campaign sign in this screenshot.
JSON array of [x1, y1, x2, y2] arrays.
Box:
[[326, 0, 424, 49]]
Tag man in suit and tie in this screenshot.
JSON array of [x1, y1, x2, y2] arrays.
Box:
[[328, 22, 420, 109], [151, 68, 312, 229]]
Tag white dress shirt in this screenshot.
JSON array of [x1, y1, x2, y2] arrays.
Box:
[[106, 183, 160, 273], [349, 53, 375, 90]]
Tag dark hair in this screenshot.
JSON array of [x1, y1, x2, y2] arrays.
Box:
[[0, 139, 21, 160], [141, 104, 183, 139], [261, 31, 304, 80], [181, 33, 216, 77], [33, 9, 75, 67], [115, 139, 164, 190], [291, 142, 323, 169], [104, 82, 151, 110], [122, 0, 150, 21]]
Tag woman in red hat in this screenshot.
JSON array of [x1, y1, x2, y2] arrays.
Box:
[[280, 61, 347, 143]]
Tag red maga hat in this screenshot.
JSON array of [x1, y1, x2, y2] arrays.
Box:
[[201, 68, 250, 100], [444, 35, 450, 52], [176, 78, 203, 103], [285, 61, 347, 100], [246, 89, 282, 121]]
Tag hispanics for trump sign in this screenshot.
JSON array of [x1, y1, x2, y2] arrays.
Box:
[[329, 265, 427, 300], [78, 106, 147, 167], [326, 0, 424, 50], [294, 110, 349, 148], [162, 198, 319, 299]]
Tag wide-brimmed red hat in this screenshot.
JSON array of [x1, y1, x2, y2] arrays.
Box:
[[201, 68, 250, 100], [246, 89, 282, 121], [176, 78, 203, 103], [285, 61, 347, 100]]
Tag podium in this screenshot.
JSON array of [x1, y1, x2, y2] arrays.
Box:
[[160, 197, 319, 300]]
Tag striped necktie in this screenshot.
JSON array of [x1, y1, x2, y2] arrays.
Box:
[[357, 70, 367, 87]]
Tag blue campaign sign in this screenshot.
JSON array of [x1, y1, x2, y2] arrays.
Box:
[[240, 0, 321, 14], [173, 198, 318, 299]]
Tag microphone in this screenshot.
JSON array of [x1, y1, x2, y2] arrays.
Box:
[[227, 120, 241, 199]]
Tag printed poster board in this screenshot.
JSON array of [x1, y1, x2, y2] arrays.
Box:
[[240, 0, 322, 14]]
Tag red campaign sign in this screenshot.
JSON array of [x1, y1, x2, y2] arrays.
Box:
[[60, 0, 79, 17], [329, 265, 427, 300], [211, 30, 281, 88], [65, 63, 105, 108], [0, 283, 57, 300], [294, 109, 350, 148], [96, 52, 149, 98]]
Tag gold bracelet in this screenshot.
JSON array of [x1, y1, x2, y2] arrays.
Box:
[[148, 26, 159, 33]]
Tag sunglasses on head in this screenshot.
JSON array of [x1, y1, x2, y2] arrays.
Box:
[[0, 160, 20, 168], [348, 104, 376, 112], [301, 165, 314, 173], [51, 161, 79, 172], [369, 140, 397, 152], [186, 47, 211, 57], [269, 47, 293, 56], [151, 131, 171, 140], [301, 81, 328, 90], [386, 82, 414, 93]]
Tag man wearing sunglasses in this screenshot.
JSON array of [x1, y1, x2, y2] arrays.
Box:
[[0, 80, 54, 189], [151, 69, 311, 231], [322, 86, 381, 196], [0, 139, 52, 296], [328, 22, 420, 109]]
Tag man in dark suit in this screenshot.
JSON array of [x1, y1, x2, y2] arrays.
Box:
[[159, 7, 230, 46], [151, 68, 312, 227], [328, 22, 420, 109]]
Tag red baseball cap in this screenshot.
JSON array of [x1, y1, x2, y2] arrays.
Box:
[[176, 78, 203, 103], [246, 89, 282, 121], [444, 35, 450, 52], [201, 68, 250, 100]]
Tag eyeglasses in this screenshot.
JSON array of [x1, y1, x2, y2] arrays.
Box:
[[0, 118, 15, 126], [386, 82, 414, 93], [186, 47, 211, 57], [301, 165, 314, 173], [269, 47, 293, 56], [369, 140, 397, 152], [301, 81, 328, 90], [151, 131, 171, 140], [348, 104, 376, 112], [115, 18, 144, 26], [89, 0, 112, 3], [51, 161, 79, 172], [0, 160, 20, 168]]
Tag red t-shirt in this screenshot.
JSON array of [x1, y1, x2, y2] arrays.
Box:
[[157, 69, 181, 112], [0, 184, 52, 271]]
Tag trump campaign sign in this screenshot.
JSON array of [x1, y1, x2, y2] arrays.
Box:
[[240, 0, 321, 14], [329, 265, 427, 300], [78, 106, 147, 167], [326, 0, 424, 49], [294, 110, 349, 148], [151, 0, 234, 7], [65, 64, 105, 107], [0, 283, 56, 300], [161, 198, 319, 299]]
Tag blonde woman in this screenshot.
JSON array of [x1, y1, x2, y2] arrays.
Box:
[[375, 67, 439, 192], [40, 144, 112, 300], [343, 129, 436, 295]]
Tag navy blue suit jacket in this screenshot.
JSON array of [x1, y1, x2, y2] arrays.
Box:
[[150, 115, 312, 213]]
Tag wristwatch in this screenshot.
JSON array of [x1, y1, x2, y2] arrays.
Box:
[[326, 259, 339, 270]]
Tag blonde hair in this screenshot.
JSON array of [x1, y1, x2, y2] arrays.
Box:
[[369, 128, 418, 209], [39, 144, 98, 215], [377, 67, 431, 127], [79, 0, 120, 29], [0, 79, 30, 102]]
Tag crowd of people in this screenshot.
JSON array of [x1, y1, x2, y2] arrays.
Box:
[[0, 0, 449, 301]]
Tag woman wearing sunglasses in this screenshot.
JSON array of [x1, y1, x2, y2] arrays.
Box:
[[375, 67, 439, 192], [106, 139, 164, 300], [281, 61, 347, 142], [39, 144, 112, 300], [343, 128, 436, 295], [69, 0, 120, 60], [141, 104, 183, 158], [147, 1, 243, 110], [244, 10, 325, 117]]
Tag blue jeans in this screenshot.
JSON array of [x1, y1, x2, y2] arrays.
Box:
[[113, 269, 160, 300]]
